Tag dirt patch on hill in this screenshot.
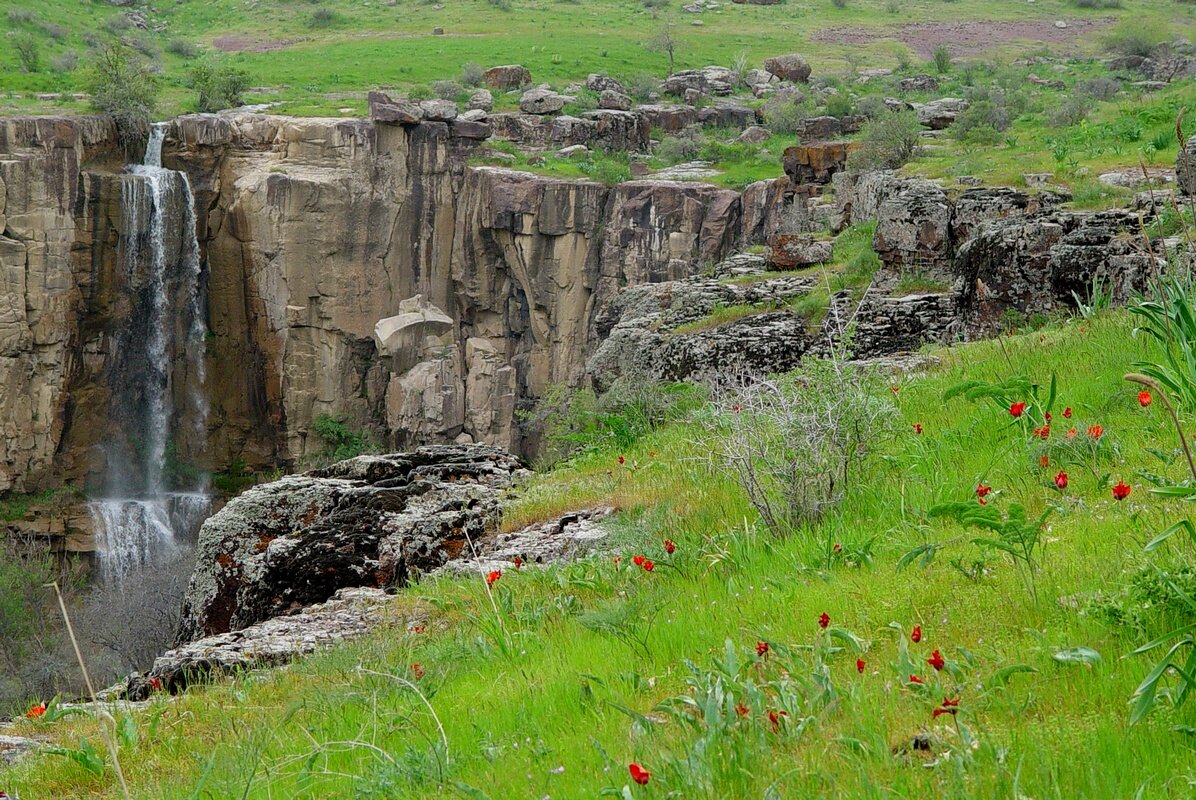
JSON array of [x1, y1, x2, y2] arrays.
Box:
[[811, 18, 1115, 58], [213, 35, 297, 53]]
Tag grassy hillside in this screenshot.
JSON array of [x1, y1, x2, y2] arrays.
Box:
[[8, 309, 1196, 797], [1, 0, 1193, 118]]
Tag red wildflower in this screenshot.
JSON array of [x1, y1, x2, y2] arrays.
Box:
[[614, 556, 622, 566], [648, 450, 656, 458], [768, 709, 787, 733], [978, 497, 987, 506], [856, 658, 866, 674], [1054, 471, 1069, 490], [913, 422, 923, 435], [976, 484, 992, 498], [756, 640, 770, 657], [664, 539, 676, 555], [933, 697, 959, 718], [818, 612, 831, 629], [1009, 401, 1026, 418], [632, 554, 645, 567], [1033, 425, 1050, 439], [735, 702, 750, 717], [731, 404, 742, 413], [909, 675, 924, 685], [1044, 411, 1052, 423], [512, 556, 524, 569], [1063, 407, 1073, 418], [25, 703, 46, 720], [411, 663, 426, 679], [1039, 454, 1050, 468], [1139, 390, 1153, 408], [1088, 424, 1104, 439], [833, 542, 842, 553], [927, 649, 945, 671], [486, 569, 502, 587], [1112, 480, 1131, 501], [911, 625, 922, 643], [891, 385, 901, 394], [1065, 427, 1078, 440], [617, 455, 626, 465], [628, 763, 651, 785], [641, 559, 655, 572], [148, 677, 163, 692]]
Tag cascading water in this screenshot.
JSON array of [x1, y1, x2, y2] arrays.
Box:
[[90, 124, 210, 583]]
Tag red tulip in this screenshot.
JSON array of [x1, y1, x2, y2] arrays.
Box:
[[25, 703, 46, 720], [1139, 390, 1153, 408], [913, 422, 923, 435], [891, 385, 901, 394], [411, 663, 425, 679], [908, 675, 924, 685], [1087, 424, 1104, 440], [932, 696, 959, 718], [1063, 407, 1073, 418], [512, 556, 524, 569], [628, 763, 651, 785], [632, 555, 645, 567], [856, 658, 866, 674], [617, 456, 626, 465], [927, 649, 945, 671], [1044, 411, 1052, 423], [832, 542, 842, 553], [148, 677, 163, 692], [1039, 454, 1050, 468], [911, 625, 922, 643], [1033, 425, 1050, 439], [1065, 427, 1078, 440], [664, 539, 676, 554], [768, 709, 787, 732], [976, 484, 992, 498], [641, 559, 655, 572], [818, 612, 831, 629], [486, 569, 502, 587], [1009, 401, 1026, 418], [735, 702, 750, 717], [1054, 471, 1068, 490], [1112, 481, 1131, 501], [756, 640, 770, 657]]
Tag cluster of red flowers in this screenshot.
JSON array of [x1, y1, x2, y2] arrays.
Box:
[[411, 663, 426, 679], [932, 697, 960, 718], [25, 703, 46, 720], [486, 569, 502, 587], [631, 554, 655, 572]]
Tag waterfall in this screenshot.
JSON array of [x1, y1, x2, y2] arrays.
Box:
[[90, 124, 210, 584]]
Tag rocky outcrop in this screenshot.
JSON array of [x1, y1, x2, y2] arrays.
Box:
[[488, 110, 649, 153], [176, 445, 528, 641], [484, 65, 531, 91], [0, 116, 125, 492], [1179, 135, 1196, 196], [782, 141, 859, 187]]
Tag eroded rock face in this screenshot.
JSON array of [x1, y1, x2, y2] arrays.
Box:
[[484, 65, 531, 91], [1179, 135, 1196, 195], [782, 141, 859, 186], [176, 445, 528, 642]]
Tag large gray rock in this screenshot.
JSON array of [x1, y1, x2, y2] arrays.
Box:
[[467, 88, 494, 112], [763, 54, 812, 83], [661, 66, 738, 97], [175, 445, 529, 642], [586, 74, 626, 94], [873, 180, 954, 272], [368, 90, 423, 124], [520, 87, 568, 114], [484, 64, 531, 91], [599, 89, 633, 111], [913, 97, 969, 129]]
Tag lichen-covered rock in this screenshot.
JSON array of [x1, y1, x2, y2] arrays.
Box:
[[763, 54, 812, 83], [634, 104, 698, 133], [520, 87, 568, 114], [175, 445, 528, 642], [661, 67, 738, 97], [436, 506, 615, 576], [484, 64, 531, 91], [913, 98, 969, 129], [782, 141, 859, 185], [872, 180, 953, 272], [795, 115, 842, 142]]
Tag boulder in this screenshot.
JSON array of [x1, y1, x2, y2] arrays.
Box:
[[913, 97, 969, 130], [767, 234, 833, 269], [367, 90, 423, 125], [484, 64, 531, 91], [872, 179, 953, 272], [763, 54, 812, 83], [520, 87, 568, 114], [418, 99, 458, 122], [738, 125, 771, 144], [661, 66, 738, 97], [586, 74, 626, 94], [795, 115, 842, 142], [599, 89, 633, 111], [467, 88, 494, 112], [635, 103, 698, 132], [175, 445, 529, 642], [898, 74, 938, 93], [782, 141, 859, 185], [697, 100, 757, 129]]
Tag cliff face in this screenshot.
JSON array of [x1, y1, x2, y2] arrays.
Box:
[[159, 112, 753, 470], [0, 117, 125, 496]]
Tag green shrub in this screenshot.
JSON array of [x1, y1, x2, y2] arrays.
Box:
[[824, 92, 856, 118], [311, 414, 376, 463], [309, 8, 340, 28], [167, 39, 200, 59], [932, 45, 951, 74], [431, 79, 464, 100], [656, 125, 703, 163], [951, 100, 1011, 143], [1047, 96, 1089, 128], [760, 93, 814, 134], [188, 59, 250, 112], [50, 51, 78, 72], [846, 109, 923, 172], [85, 43, 158, 145], [1102, 18, 1169, 58], [13, 33, 40, 72], [460, 62, 484, 87]]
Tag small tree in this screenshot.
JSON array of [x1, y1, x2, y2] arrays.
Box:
[[847, 109, 923, 172], [86, 43, 159, 149], [187, 59, 250, 112], [648, 22, 679, 76], [14, 33, 40, 72]]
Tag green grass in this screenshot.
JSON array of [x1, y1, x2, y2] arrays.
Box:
[[9, 310, 1196, 797]]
